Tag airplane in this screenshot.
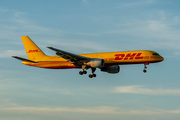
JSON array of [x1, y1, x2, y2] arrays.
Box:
[[12, 36, 164, 78]]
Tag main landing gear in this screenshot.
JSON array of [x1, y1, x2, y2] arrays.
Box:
[[79, 70, 87, 75], [88, 68, 96, 78], [143, 63, 148, 73], [79, 65, 96, 78], [79, 65, 87, 75]]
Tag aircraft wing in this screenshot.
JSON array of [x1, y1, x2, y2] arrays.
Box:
[[12, 56, 37, 63], [47, 47, 91, 65]]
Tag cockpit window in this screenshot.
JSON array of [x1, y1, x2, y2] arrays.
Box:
[[153, 53, 160, 56]]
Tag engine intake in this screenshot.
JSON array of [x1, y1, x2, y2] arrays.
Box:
[[101, 65, 120, 74]]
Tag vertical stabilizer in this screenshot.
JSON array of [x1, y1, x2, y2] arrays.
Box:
[[21, 36, 47, 60]]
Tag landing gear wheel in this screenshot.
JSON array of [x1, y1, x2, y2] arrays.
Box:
[[92, 74, 96, 77], [89, 74, 93, 78], [79, 70, 87, 75], [143, 69, 147, 73], [79, 71, 83, 75], [83, 71, 87, 74], [89, 74, 96, 78]]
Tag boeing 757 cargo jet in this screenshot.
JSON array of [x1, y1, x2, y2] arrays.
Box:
[[12, 36, 164, 78]]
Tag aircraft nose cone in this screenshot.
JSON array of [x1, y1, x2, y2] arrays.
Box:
[[160, 56, 164, 61]]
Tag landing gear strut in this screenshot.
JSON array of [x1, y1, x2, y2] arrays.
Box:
[[143, 64, 148, 73]]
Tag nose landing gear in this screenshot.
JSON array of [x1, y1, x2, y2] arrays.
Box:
[[143, 69, 147, 73], [143, 63, 148, 73]]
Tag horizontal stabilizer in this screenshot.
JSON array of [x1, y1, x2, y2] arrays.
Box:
[[12, 56, 37, 63]]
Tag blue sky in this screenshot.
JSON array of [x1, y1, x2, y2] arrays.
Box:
[[0, 0, 180, 120]]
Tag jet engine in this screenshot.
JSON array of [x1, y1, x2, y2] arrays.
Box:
[[101, 65, 120, 74], [87, 59, 104, 68]]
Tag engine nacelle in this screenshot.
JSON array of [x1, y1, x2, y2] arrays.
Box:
[[101, 65, 120, 74], [87, 59, 104, 68]]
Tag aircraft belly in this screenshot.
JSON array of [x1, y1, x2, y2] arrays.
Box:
[[24, 61, 74, 69]]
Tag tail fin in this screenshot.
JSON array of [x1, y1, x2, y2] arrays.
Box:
[[21, 36, 47, 60]]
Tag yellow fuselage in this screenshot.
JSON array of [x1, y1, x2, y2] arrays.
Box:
[[22, 50, 164, 69]]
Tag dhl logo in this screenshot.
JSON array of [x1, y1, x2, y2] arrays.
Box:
[[28, 49, 39, 53], [114, 53, 143, 60]]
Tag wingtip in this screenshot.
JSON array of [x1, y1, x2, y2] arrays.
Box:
[[47, 47, 53, 49]]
